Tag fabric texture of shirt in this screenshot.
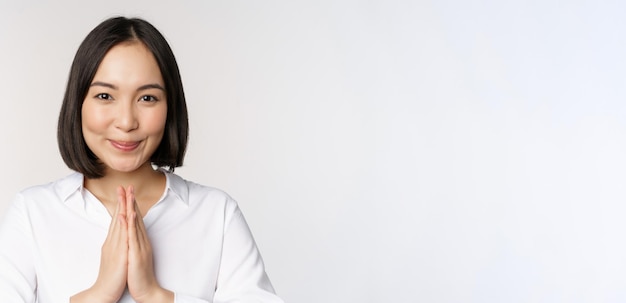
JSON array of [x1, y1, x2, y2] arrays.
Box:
[[0, 171, 283, 303]]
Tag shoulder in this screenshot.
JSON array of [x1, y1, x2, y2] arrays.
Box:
[[7, 173, 83, 218], [165, 172, 239, 210], [16, 172, 83, 204]]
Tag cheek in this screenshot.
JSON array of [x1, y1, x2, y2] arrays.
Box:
[[81, 102, 108, 134], [143, 106, 168, 136]]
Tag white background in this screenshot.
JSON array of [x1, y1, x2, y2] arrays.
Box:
[[1, 0, 625, 302]]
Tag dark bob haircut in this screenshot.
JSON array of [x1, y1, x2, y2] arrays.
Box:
[[57, 16, 188, 179]]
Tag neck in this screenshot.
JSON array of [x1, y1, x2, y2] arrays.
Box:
[[84, 162, 166, 215]]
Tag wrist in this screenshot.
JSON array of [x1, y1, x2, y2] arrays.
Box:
[[135, 286, 174, 303], [70, 285, 120, 303]]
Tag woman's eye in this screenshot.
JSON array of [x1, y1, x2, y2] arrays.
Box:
[[95, 93, 112, 100], [140, 95, 158, 102]]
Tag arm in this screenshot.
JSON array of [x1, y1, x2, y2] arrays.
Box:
[[0, 194, 36, 303], [212, 201, 283, 303], [168, 199, 283, 303]]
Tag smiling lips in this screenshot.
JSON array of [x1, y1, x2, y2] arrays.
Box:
[[110, 140, 141, 152]]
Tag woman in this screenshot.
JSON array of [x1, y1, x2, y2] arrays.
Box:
[[0, 17, 283, 303]]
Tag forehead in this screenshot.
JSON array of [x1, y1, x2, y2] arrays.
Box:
[[92, 41, 164, 87]]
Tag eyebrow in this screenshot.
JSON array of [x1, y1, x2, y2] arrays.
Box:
[[90, 81, 166, 92]]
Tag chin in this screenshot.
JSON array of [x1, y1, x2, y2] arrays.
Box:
[[106, 162, 144, 173]]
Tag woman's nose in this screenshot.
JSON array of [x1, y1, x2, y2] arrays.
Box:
[[114, 101, 139, 132]]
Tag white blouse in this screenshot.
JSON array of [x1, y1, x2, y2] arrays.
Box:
[[0, 171, 283, 303]]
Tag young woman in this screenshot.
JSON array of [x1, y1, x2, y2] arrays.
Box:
[[0, 17, 283, 303]]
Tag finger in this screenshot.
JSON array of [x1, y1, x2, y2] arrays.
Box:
[[126, 186, 137, 241], [134, 201, 147, 231], [128, 214, 137, 251], [127, 186, 139, 253], [126, 185, 134, 219], [128, 187, 148, 249], [134, 213, 146, 252], [109, 186, 129, 245], [117, 186, 127, 218], [106, 187, 124, 236], [118, 213, 128, 230], [134, 202, 150, 250]]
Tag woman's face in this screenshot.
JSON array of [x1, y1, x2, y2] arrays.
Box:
[[82, 41, 167, 175]]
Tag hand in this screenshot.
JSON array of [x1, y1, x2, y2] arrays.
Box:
[[71, 186, 173, 303], [125, 186, 174, 303], [71, 187, 130, 303]]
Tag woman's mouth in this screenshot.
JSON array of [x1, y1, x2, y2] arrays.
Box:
[[110, 140, 141, 152]]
